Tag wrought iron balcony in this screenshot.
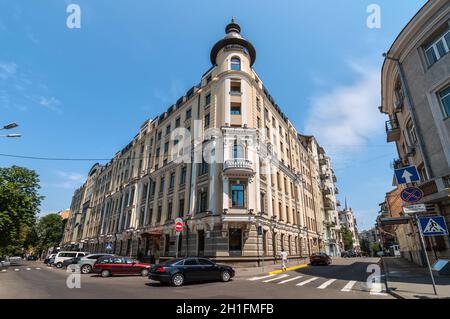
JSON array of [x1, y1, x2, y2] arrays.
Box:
[[385, 119, 401, 143]]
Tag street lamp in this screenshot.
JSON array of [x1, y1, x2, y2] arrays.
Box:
[[1, 123, 18, 130], [0, 134, 21, 138]]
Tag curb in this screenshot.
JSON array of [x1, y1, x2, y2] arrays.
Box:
[[387, 289, 406, 299], [268, 263, 309, 275]]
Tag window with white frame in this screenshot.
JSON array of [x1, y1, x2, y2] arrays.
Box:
[[425, 28, 450, 66], [439, 86, 450, 118]]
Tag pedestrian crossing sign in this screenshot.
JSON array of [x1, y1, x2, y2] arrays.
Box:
[[419, 216, 449, 236]]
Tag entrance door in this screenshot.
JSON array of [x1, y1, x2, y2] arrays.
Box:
[[229, 228, 242, 257], [198, 230, 205, 257]]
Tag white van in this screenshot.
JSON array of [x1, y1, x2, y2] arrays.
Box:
[[54, 251, 89, 268]]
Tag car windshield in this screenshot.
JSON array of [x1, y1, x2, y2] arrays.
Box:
[[160, 258, 183, 266]]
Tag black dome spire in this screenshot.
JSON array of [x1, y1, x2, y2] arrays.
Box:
[[210, 19, 256, 66]]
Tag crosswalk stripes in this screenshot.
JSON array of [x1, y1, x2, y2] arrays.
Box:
[[249, 274, 275, 281], [296, 277, 319, 286], [277, 275, 303, 284], [317, 279, 336, 289], [247, 274, 381, 295], [341, 280, 357, 292], [263, 274, 289, 282]]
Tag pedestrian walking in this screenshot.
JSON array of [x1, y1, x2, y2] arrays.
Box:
[[280, 249, 288, 272]]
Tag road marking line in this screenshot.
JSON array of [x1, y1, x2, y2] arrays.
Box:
[[317, 279, 337, 289], [249, 274, 275, 281], [296, 277, 318, 286], [35, 267, 41, 270], [26, 268, 31, 270], [14, 269, 19, 272], [263, 274, 289, 282], [278, 275, 303, 284], [269, 263, 308, 275], [1, 269, 6, 272], [341, 280, 357, 292]]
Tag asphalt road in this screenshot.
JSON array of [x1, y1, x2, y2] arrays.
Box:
[[0, 257, 393, 299]]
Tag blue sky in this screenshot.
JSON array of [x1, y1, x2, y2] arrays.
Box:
[[0, 0, 426, 230]]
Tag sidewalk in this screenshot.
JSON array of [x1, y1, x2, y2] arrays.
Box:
[[383, 257, 450, 299], [234, 258, 309, 278]]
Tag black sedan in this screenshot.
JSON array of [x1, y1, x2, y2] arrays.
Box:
[[149, 257, 235, 287], [309, 253, 332, 265]]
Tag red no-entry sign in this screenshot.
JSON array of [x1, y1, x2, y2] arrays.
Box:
[[175, 217, 183, 231]]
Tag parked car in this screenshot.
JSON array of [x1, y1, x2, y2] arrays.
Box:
[[44, 254, 57, 264], [62, 257, 79, 269], [27, 255, 38, 261], [310, 253, 332, 266], [93, 256, 151, 277], [9, 256, 23, 266], [54, 251, 89, 269], [78, 254, 115, 274], [149, 257, 235, 287], [1, 259, 11, 270]]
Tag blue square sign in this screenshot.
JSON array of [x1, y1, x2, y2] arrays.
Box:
[[395, 166, 420, 185], [419, 216, 449, 236]]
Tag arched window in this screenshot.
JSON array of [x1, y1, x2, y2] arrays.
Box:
[[231, 57, 241, 71]]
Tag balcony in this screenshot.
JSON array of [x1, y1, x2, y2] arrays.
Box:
[[324, 198, 336, 210], [223, 159, 254, 178], [386, 119, 401, 143]]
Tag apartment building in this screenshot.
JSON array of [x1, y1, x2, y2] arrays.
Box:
[[379, 0, 450, 265], [62, 20, 338, 265], [318, 149, 342, 256], [339, 204, 360, 252]]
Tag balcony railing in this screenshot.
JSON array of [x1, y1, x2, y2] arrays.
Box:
[[385, 119, 401, 142], [223, 159, 254, 177]]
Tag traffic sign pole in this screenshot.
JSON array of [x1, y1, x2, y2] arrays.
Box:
[[415, 214, 438, 295]]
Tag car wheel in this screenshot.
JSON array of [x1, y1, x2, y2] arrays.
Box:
[[101, 269, 111, 278], [81, 264, 92, 274], [56, 262, 63, 269], [326, 259, 332, 265], [221, 270, 231, 282], [171, 273, 184, 287], [141, 269, 149, 277]]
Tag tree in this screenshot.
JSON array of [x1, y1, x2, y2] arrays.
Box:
[[35, 214, 64, 256], [341, 227, 354, 251], [0, 166, 43, 256], [360, 239, 371, 255]]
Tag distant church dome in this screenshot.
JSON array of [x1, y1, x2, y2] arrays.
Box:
[[210, 19, 256, 66]]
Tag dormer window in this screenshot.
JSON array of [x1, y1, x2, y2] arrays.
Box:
[[231, 57, 241, 71]]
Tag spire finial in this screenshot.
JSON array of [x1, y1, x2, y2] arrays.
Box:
[[344, 197, 348, 211]]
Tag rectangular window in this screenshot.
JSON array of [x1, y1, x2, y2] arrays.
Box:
[[206, 75, 212, 84], [425, 29, 450, 66], [157, 131, 162, 141], [175, 117, 181, 128], [169, 172, 175, 189], [159, 177, 165, 194], [231, 183, 246, 208], [230, 81, 241, 94], [167, 202, 173, 220], [200, 158, 209, 175], [204, 113, 210, 128], [180, 166, 187, 185], [186, 109, 192, 119], [156, 205, 162, 223], [164, 142, 169, 154], [439, 86, 450, 118], [178, 198, 185, 217], [166, 125, 171, 135], [231, 102, 241, 115], [205, 93, 211, 106], [198, 190, 208, 212]]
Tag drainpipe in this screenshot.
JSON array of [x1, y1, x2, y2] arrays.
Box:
[[383, 53, 433, 179]]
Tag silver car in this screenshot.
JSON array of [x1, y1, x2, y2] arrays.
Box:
[[1, 259, 11, 271], [77, 253, 115, 274]]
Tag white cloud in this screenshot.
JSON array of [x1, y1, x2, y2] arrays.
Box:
[[55, 171, 85, 189], [0, 62, 18, 80], [38, 96, 62, 113], [304, 62, 383, 164]]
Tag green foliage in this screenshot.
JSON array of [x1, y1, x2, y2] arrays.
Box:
[[360, 239, 371, 254], [0, 166, 43, 256], [371, 242, 381, 253], [340, 227, 354, 251], [35, 213, 64, 253]]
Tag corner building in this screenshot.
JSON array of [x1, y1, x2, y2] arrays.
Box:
[[63, 21, 338, 265]]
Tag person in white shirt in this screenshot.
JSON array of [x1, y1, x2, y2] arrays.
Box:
[[280, 249, 288, 271]]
